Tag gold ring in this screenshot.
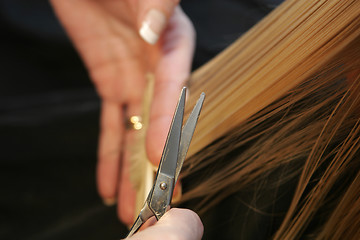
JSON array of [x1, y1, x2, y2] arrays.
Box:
[[126, 115, 143, 130]]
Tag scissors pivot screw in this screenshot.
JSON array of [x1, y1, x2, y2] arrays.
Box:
[[160, 182, 168, 190]]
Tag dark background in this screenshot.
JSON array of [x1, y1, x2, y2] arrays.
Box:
[[0, 0, 280, 239]]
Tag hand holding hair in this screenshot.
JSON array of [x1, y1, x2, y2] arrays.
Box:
[[50, 0, 195, 225]]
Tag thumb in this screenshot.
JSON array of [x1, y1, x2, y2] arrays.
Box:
[[128, 208, 204, 240], [138, 0, 180, 44]]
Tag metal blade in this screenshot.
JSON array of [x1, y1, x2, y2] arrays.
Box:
[[175, 92, 205, 183], [157, 87, 186, 178]]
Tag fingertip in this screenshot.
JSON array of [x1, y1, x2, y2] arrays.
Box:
[[117, 186, 136, 226], [178, 208, 204, 237], [103, 197, 116, 206], [138, 0, 178, 45], [96, 155, 119, 202], [117, 153, 137, 226], [161, 208, 204, 239], [139, 9, 166, 45]]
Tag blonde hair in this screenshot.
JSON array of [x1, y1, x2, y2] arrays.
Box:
[[179, 0, 360, 238]]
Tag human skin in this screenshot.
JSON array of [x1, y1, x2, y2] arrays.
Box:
[[127, 208, 204, 240], [50, 0, 195, 225]]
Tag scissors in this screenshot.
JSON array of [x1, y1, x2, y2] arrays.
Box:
[[126, 87, 205, 238]]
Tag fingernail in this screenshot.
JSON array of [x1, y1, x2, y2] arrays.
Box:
[[139, 9, 166, 45], [103, 197, 116, 206]]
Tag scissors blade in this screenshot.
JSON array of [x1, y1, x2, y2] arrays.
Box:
[[148, 87, 186, 219], [175, 92, 205, 183], [157, 87, 186, 177]]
